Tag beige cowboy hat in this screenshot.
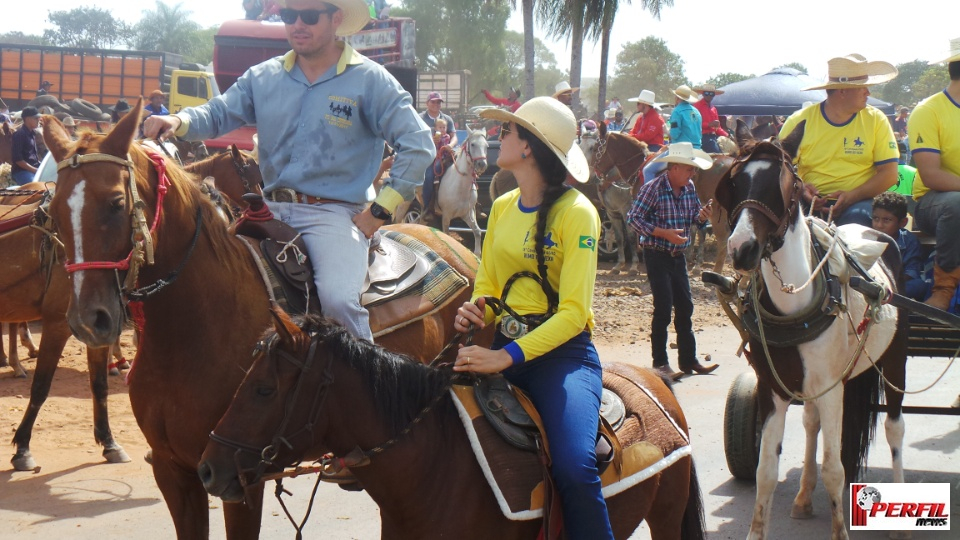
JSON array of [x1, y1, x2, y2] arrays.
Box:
[[671, 85, 700, 104], [803, 54, 898, 90], [480, 97, 589, 183], [627, 89, 656, 106], [653, 142, 713, 170], [932, 37, 960, 65], [61, 115, 77, 127], [551, 81, 579, 98], [276, 0, 370, 36], [693, 83, 725, 95]]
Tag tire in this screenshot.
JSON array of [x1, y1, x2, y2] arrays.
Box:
[[724, 370, 761, 481], [27, 95, 72, 114], [597, 210, 619, 262], [69, 98, 110, 121]]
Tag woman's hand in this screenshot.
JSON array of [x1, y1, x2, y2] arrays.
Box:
[[453, 298, 486, 333], [454, 345, 512, 374]]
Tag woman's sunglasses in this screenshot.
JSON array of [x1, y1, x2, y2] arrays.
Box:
[[279, 7, 338, 25], [498, 123, 512, 140]]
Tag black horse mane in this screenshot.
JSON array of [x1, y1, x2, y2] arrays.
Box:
[[295, 314, 454, 436]]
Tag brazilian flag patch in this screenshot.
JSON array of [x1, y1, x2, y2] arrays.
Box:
[[579, 236, 596, 251]]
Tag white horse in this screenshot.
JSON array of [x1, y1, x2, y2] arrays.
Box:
[[718, 125, 908, 540], [432, 129, 488, 255]]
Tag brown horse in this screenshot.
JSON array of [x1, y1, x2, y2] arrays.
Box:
[[199, 311, 705, 540], [7, 145, 263, 472], [0, 121, 14, 166], [593, 133, 736, 273], [0, 323, 38, 368], [42, 101, 485, 539]]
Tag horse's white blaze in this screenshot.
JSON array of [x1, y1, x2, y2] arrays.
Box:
[[743, 160, 772, 176], [67, 180, 87, 297], [726, 212, 756, 254]]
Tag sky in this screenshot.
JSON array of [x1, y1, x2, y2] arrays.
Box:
[[3, 0, 955, 87]]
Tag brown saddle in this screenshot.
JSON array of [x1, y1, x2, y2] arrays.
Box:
[[234, 194, 435, 323], [0, 188, 50, 236], [471, 374, 625, 474]]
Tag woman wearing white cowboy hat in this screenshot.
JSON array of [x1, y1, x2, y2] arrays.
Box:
[[779, 53, 900, 227], [907, 37, 960, 313], [144, 0, 433, 345], [626, 142, 718, 380], [453, 96, 613, 540]]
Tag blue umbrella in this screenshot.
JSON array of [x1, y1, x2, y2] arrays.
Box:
[[711, 68, 895, 116]]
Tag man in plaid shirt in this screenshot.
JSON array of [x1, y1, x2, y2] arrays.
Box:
[[627, 142, 719, 380]]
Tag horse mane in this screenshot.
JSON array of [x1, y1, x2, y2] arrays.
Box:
[[300, 315, 454, 436]]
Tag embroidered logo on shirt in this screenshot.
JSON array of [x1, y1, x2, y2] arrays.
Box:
[[579, 236, 596, 251], [843, 136, 865, 156], [325, 95, 357, 129]]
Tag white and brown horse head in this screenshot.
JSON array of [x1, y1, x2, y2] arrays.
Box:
[[461, 129, 488, 176], [716, 120, 805, 273]]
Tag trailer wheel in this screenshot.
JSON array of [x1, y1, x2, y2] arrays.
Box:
[[724, 370, 761, 481]]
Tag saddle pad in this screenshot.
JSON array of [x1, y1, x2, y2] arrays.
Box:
[[450, 364, 692, 521], [369, 230, 469, 337]]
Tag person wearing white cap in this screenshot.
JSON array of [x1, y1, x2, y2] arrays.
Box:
[[551, 81, 579, 107], [627, 89, 665, 152], [144, 0, 434, 343], [778, 53, 900, 227], [907, 38, 960, 313], [452, 97, 613, 539], [626, 142, 718, 380]]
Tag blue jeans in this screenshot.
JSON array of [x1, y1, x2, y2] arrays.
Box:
[[12, 169, 35, 185], [422, 164, 437, 214], [267, 201, 373, 341], [495, 331, 614, 540], [644, 248, 697, 369], [815, 199, 873, 227], [701, 133, 721, 154]]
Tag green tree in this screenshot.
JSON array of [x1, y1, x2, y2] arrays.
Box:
[[186, 27, 217, 65], [608, 37, 686, 107], [911, 66, 951, 104], [503, 31, 565, 97], [129, 2, 203, 58], [536, 0, 587, 113], [705, 72, 753, 89], [0, 32, 47, 46], [877, 60, 934, 107], [777, 62, 807, 74], [43, 6, 131, 48]]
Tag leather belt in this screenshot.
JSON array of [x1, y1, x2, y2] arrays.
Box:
[[643, 245, 684, 257], [267, 188, 343, 205]]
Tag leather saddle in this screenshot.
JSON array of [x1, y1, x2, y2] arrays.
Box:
[[0, 188, 50, 236], [233, 194, 430, 315], [472, 374, 625, 474]]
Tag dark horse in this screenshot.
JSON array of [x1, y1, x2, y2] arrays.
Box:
[[8, 142, 263, 472], [43, 101, 485, 539], [198, 310, 705, 540], [714, 121, 908, 539]]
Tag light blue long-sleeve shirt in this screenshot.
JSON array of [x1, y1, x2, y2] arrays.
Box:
[[669, 101, 703, 149], [175, 43, 434, 212]]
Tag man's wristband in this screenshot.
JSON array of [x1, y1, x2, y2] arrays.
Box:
[[369, 202, 392, 220]]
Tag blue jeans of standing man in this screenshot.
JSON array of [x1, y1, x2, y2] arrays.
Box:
[[495, 331, 614, 540], [701, 133, 721, 154], [267, 200, 373, 341], [644, 248, 698, 370]]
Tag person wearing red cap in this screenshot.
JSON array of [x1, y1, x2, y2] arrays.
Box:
[[419, 91, 457, 218]]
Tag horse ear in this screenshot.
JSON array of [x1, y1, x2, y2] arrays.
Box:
[[100, 97, 144, 157], [779, 120, 804, 161], [734, 119, 752, 149], [42, 115, 73, 162], [230, 144, 243, 162], [269, 306, 302, 347]]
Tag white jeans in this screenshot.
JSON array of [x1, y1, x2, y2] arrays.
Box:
[[267, 201, 373, 342]]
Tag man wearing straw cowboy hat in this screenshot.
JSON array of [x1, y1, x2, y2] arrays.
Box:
[[778, 53, 899, 227], [693, 83, 729, 154], [144, 0, 433, 343], [641, 84, 701, 183], [628, 89, 665, 152], [907, 38, 960, 314], [551, 80, 578, 108], [627, 142, 719, 380]]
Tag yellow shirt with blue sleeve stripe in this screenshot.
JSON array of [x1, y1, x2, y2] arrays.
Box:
[[909, 90, 960, 199], [472, 187, 599, 362]]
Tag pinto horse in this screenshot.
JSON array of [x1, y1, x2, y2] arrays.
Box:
[[715, 122, 908, 540], [42, 101, 484, 539], [199, 311, 705, 540], [8, 142, 263, 472]]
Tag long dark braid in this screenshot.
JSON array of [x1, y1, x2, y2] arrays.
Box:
[[517, 125, 569, 310]]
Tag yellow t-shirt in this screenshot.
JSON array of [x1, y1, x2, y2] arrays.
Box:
[[472, 187, 600, 361], [779, 103, 899, 194], [908, 90, 960, 199]]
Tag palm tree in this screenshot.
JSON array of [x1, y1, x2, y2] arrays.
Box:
[[504, 0, 538, 105], [129, 1, 201, 57]]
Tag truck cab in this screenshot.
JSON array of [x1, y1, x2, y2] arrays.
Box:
[[169, 66, 220, 113]]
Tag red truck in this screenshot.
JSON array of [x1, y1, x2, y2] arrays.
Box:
[[206, 18, 417, 151]]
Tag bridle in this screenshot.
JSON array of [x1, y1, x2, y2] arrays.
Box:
[[231, 151, 260, 193], [452, 134, 487, 179], [724, 145, 803, 254], [58, 147, 203, 302]]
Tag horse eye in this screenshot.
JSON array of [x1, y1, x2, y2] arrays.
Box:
[[256, 385, 275, 397], [110, 197, 124, 213]]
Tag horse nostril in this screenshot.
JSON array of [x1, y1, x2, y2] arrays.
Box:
[[198, 461, 214, 486], [92, 308, 114, 335]]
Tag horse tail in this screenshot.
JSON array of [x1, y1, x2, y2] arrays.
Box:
[[840, 365, 882, 483], [680, 457, 707, 540]]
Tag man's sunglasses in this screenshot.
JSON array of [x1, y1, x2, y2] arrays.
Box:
[[498, 123, 512, 140], [279, 7, 338, 25], [702, 91, 716, 97]]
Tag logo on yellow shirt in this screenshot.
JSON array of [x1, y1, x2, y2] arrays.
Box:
[[579, 236, 596, 251], [843, 136, 865, 156]]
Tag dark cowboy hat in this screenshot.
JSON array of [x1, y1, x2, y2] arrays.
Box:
[[109, 99, 132, 113], [40, 80, 54, 87], [510, 86, 521, 98]]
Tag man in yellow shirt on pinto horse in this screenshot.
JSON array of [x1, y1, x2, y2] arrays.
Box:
[[779, 54, 900, 227]]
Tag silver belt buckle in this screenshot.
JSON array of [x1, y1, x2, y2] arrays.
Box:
[[500, 314, 529, 340], [270, 188, 298, 203]]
